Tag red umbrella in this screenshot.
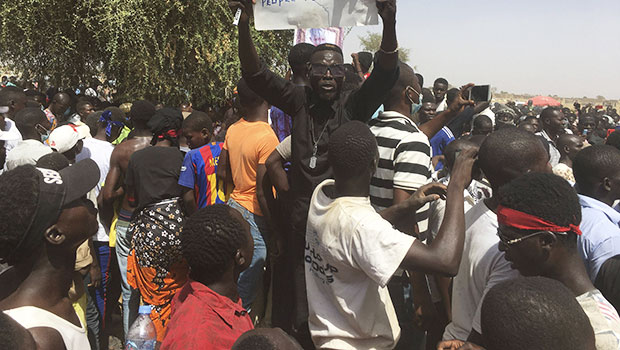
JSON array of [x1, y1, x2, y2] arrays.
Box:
[[529, 96, 561, 107]]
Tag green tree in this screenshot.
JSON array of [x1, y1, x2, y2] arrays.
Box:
[[0, 0, 293, 106], [358, 31, 410, 63]]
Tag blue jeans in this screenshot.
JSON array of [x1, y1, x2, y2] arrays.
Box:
[[228, 198, 270, 310], [115, 217, 140, 336]]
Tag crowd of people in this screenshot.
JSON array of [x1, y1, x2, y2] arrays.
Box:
[[1, 0, 620, 349]]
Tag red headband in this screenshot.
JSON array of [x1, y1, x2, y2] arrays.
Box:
[[497, 205, 582, 236], [157, 129, 179, 139]]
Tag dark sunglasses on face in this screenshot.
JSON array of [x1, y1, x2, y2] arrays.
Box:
[[311, 63, 345, 78]]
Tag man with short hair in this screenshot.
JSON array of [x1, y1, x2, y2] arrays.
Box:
[[536, 106, 565, 167], [496, 172, 620, 349], [101, 100, 156, 336], [218, 78, 279, 310], [70, 100, 95, 124], [230, 0, 400, 342], [573, 145, 620, 310], [481, 277, 596, 350], [553, 133, 585, 183], [579, 115, 598, 141], [44, 92, 71, 129], [4, 107, 52, 170], [471, 115, 493, 136], [441, 128, 551, 346], [433, 78, 449, 112], [306, 121, 476, 349]]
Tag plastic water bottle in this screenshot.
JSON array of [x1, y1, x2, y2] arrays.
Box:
[[125, 305, 157, 350]]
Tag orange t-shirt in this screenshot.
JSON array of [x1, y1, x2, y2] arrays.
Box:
[[223, 119, 279, 216]]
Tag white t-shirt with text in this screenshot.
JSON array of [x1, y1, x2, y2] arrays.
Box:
[[305, 179, 415, 350]]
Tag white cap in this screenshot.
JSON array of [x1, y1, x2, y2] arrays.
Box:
[[47, 124, 84, 153]]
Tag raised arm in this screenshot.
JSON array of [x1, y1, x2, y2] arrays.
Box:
[[374, 0, 398, 71], [400, 148, 477, 276], [230, 0, 260, 75], [347, 0, 400, 122], [229, 0, 304, 116], [419, 84, 475, 139]]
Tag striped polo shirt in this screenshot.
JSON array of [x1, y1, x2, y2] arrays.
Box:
[[369, 111, 433, 238]]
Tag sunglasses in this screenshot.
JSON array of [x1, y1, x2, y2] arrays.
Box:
[[496, 229, 553, 246], [311, 63, 345, 78]]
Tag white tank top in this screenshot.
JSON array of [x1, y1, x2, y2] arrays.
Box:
[[3, 306, 90, 350]]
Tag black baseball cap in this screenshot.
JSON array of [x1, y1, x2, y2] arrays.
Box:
[[7, 159, 100, 262]]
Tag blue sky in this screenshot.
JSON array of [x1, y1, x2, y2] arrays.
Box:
[[342, 0, 620, 99]]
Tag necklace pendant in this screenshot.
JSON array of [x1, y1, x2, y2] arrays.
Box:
[[309, 156, 317, 169]]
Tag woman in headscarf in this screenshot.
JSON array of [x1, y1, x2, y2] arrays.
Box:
[[124, 108, 188, 342]]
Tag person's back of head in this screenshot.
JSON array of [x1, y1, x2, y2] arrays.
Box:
[[182, 111, 214, 150], [357, 52, 373, 74], [573, 145, 620, 200], [606, 130, 620, 151], [147, 107, 183, 146], [14, 107, 49, 140], [288, 43, 315, 77], [85, 111, 103, 137], [415, 73, 424, 89], [97, 106, 126, 141], [443, 139, 478, 174], [328, 121, 378, 182], [471, 115, 493, 136], [478, 127, 550, 189], [445, 88, 460, 106], [129, 100, 156, 129], [181, 204, 252, 286], [481, 276, 595, 350], [237, 78, 268, 119], [232, 328, 303, 350], [384, 61, 418, 110], [557, 134, 584, 159], [36, 152, 70, 171]]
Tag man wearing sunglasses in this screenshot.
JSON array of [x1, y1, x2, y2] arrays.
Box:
[[229, 0, 399, 345], [494, 172, 620, 350]]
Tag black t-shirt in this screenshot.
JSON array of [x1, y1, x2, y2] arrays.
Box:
[[244, 62, 399, 234], [125, 146, 184, 211]]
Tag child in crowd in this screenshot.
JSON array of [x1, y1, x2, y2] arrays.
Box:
[[161, 204, 254, 349]]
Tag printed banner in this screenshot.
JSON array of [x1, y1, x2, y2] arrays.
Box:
[[254, 0, 378, 31]]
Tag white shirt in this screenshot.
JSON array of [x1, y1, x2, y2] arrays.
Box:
[[305, 179, 415, 349], [76, 137, 114, 242], [4, 306, 90, 350], [443, 201, 520, 341], [4, 139, 52, 170]]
